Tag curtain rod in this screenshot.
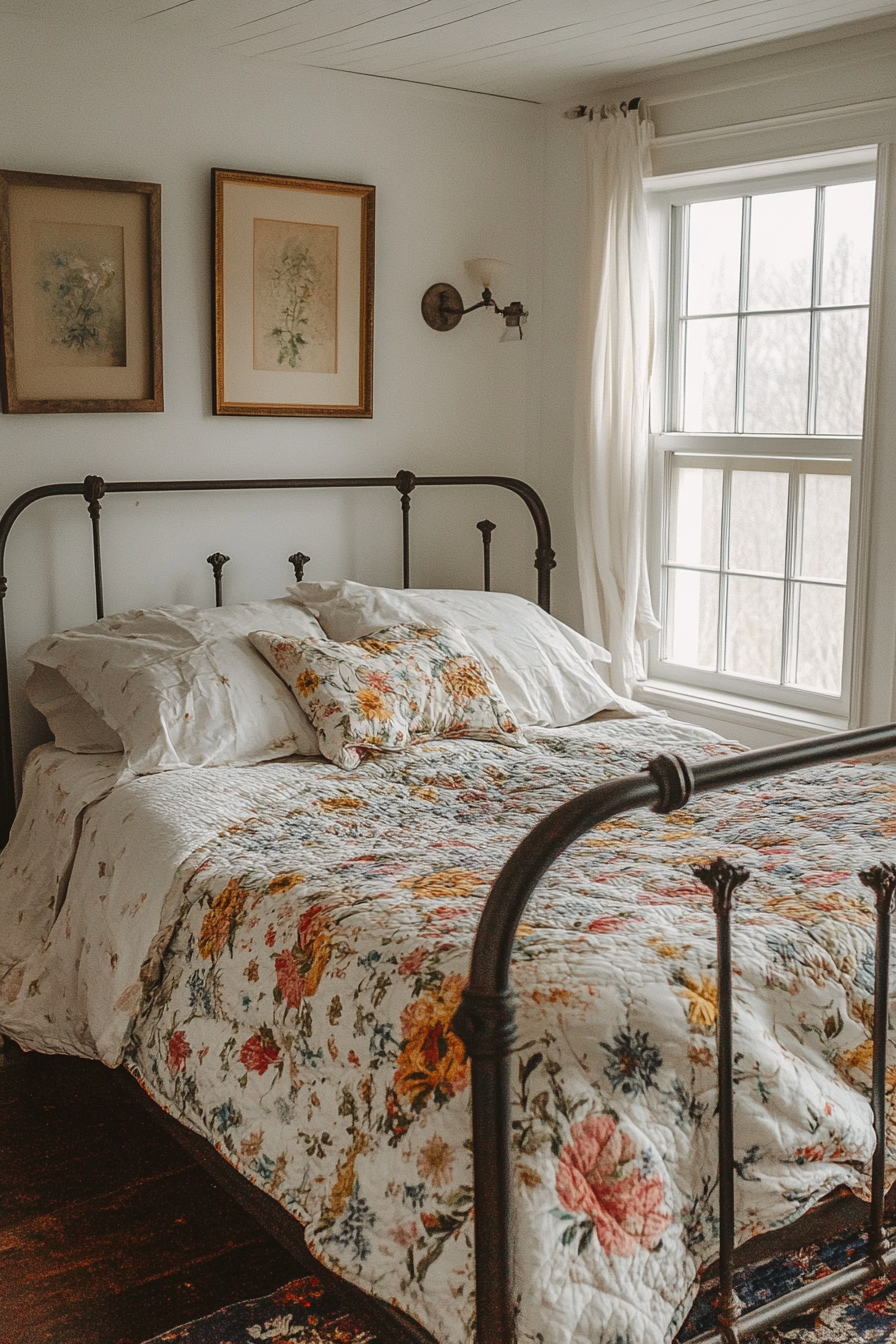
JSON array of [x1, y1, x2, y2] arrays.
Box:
[[564, 96, 641, 120]]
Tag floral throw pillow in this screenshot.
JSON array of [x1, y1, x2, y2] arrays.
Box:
[[249, 623, 527, 769]]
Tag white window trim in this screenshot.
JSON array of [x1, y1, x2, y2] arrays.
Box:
[[638, 148, 880, 739]]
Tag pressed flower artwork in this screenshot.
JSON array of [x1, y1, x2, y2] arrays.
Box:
[[31, 221, 126, 366], [212, 168, 373, 416], [0, 170, 162, 412], [253, 217, 338, 373]]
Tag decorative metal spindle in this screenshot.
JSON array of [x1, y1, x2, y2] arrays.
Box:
[[477, 520, 496, 591], [859, 861, 896, 1264], [206, 552, 230, 608], [693, 856, 750, 1344], [395, 470, 416, 588], [83, 475, 106, 619], [289, 551, 310, 583]]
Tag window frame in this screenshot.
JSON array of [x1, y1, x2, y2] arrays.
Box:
[[645, 152, 877, 724]]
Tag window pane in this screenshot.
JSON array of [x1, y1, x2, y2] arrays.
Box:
[[729, 470, 788, 574], [793, 583, 845, 695], [747, 189, 815, 311], [724, 576, 783, 681], [665, 568, 719, 669], [815, 308, 869, 436], [797, 474, 851, 583], [686, 198, 742, 315], [821, 180, 876, 307], [682, 317, 738, 432], [668, 466, 722, 566], [743, 312, 811, 434]]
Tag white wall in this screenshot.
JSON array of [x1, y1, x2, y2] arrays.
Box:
[[538, 15, 896, 744], [0, 14, 549, 760]]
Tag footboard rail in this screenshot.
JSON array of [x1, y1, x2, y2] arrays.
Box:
[[452, 722, 896, 1344]]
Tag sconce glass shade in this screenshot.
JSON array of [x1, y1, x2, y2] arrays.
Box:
[[464, 257, 512, 290], [500, 317, 525, 342]]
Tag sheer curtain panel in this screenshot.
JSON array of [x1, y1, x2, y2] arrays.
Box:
[[575, 105, 660, 695]]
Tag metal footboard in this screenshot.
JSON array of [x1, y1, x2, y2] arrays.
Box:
[[453, 722, 896, 1344]]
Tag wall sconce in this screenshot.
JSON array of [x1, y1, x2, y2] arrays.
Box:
[[421, 258, 528, 340]]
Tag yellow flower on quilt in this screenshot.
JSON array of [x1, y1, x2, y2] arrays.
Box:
[[398, 868, 486, 900], [355, 687, 392, 721], [440, 656, 491, 701], [676, 973, 718, 1029], [293, 668, 319, 697], [198, 877, 249, 960]]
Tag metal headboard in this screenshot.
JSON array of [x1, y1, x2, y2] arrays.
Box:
[[0, 469, 555, 842]]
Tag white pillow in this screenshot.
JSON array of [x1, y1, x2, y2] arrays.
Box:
[[26, 598, 323, 773], [286, 582, 628, 728], [26, 663, 123, 754]]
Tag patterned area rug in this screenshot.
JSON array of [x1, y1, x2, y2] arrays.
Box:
[[678, 1228, 896, 1342], [144, 1229, 896, 1343], [142, 1275, 380, 1343]]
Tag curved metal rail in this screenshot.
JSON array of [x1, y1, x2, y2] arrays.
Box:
[[453, 721, 896, 1344], [0, 470, 555, 842]]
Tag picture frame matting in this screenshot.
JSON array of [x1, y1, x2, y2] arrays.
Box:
[[0, 170, 163, 414], [213, 167, 375, 418]]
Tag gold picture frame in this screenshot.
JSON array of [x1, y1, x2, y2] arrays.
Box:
[[0, 170, 163, 414], [213, 168, 375, 418]]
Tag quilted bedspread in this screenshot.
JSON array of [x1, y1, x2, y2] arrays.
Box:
[[3, 718, 896, 1344]]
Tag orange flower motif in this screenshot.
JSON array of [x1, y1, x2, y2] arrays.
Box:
[[293, 668, 319, 697], [274, 903, 333, 1009], [398, 868, 486, 901], [555, 1112, 671, 1257], [355, 635, 402, 655], [198, 878, 250, 960], [269, 872, 304, 894], [167, 1029, 191, 1075], [355, 687, 391, 721], [394, 974, 469, 1112], [317, 796, 365, 813], [440, 656, 490, 701], [239, 1032, 281, 1075]]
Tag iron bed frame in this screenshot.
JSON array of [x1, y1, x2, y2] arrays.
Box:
[[1, 472, 895, 1344]]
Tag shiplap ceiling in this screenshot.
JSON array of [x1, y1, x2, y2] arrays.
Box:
[[3, 0, 895, 101]]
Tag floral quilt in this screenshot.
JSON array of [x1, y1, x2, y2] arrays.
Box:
[[4, 719, 896, 1344]]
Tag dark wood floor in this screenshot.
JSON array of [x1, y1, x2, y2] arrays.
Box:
[[0, 1038, 301, 1344]]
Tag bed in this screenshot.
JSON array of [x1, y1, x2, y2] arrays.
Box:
[[1, 471, 895, 1344]]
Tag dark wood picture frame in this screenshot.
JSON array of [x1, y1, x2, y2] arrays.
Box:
[[212, 168, 374, 417], [0, 170, 162, 414]]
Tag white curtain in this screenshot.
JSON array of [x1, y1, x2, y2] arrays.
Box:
[[575, 104, 660, 696]]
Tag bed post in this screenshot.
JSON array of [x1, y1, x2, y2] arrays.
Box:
[[692, 857, 751, 1342], [83, 475, 106, 620], [206, 552, 230, 607], [395, 470, 416, 588], [477, 520, 495, 591], [859, 861, 896, 1264]]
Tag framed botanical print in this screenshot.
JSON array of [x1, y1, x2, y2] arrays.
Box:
[[0, 170, 163, 413], [212, 168, 374, 417]]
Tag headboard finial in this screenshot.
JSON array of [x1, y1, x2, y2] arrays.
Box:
[[82, 474, 106, 521], [289, 551, 311, 582]]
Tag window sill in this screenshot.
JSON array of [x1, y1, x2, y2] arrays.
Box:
[[634, 678, 848, 747]]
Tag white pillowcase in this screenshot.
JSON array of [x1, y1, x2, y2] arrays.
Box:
[[287, 582, 634, 728], [26, 598, 323, 773], [26, 663, 123, 754]]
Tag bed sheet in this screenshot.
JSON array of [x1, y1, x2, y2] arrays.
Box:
[[2, 721, 896, 1344]]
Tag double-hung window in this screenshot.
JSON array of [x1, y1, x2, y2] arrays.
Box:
[[648, 160, 877, 725]]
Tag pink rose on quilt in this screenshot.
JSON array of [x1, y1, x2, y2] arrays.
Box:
[[166, 1029, 191, 1076], [555, 1112, 671, 1257], [239, 1031, 281, 1075]]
